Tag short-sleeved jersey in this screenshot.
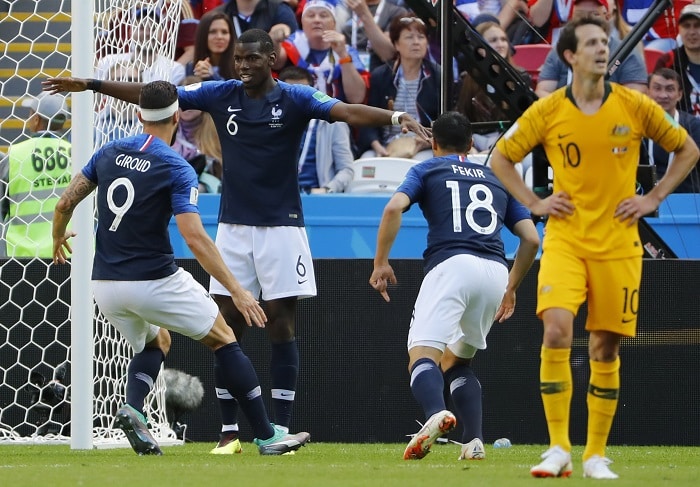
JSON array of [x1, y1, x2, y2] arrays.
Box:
[[177, 80, 340, 226], [82, 134, 200, 281], [496, 82, 688, 259], [398, 155, 531, 273]]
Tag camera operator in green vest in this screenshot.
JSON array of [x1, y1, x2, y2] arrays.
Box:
[[1, 92, 71, 258]]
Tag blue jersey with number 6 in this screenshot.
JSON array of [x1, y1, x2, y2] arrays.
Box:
[[397, 155, 530, 273], [82, 134, 200, 281]]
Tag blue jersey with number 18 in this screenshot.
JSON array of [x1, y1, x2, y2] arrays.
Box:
[[82, 134, 200, 281], [397, 155, 531, 273]]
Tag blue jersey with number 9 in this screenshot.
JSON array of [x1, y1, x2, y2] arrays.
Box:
[[397, 155, 530, 273], [82, 134, 199, 280]]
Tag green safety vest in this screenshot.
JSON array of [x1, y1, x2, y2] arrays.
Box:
[[5, 134, 72, 258]]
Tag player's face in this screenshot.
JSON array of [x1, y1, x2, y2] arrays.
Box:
[[234, 42, 273, 87], [648, 75, 683, 113], [207, 19, 231, 55], [570, 24, 609, 76]]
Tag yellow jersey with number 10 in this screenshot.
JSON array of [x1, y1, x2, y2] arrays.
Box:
[[496, 82, 687, 259]]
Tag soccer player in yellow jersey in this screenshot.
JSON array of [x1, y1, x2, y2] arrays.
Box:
[[490, 16, 699, 480]]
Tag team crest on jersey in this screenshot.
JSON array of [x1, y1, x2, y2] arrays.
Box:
[[312, 91, 332, 103], [270, 104, 283, 128], [611, 124, 630, 137]]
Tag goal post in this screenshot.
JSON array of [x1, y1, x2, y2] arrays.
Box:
[[0, 0, 185, 449]]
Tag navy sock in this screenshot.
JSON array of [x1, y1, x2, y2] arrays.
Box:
[[444, 364, 483, 442], [214, 343, 274, 440], [213, 361, 239, 433], [126, 347, 164, 415], [270, 339, 298, 429], [409, 358, 446, 419]]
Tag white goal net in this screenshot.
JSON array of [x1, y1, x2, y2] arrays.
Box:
[[0, 0, 186, 448]]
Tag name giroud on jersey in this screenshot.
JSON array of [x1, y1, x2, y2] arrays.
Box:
[[115, 153, 151, 172]]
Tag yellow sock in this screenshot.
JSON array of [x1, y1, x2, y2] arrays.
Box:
[[583, 357, 620, 461], [540, 346, 572, 451]]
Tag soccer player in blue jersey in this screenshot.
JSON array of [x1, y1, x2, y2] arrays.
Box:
[[51, 81, 310, 456], [369, 112, 540, 461], [45, 28, 430, 454]]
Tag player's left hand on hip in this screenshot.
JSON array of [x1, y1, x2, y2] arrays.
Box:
[[615, 195, 653, 226]]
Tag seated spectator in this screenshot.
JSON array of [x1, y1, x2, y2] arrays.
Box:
[[0, 92, 71, 258], [96, 7, 185, 85], [455, 21, 531, 152], [276, 0, 369, 103], [654, 4, 700, 118], [608, 0, 644, 59], [535, 0, 648, 98], [357, 14, 438, 159], [339, 0, 408, 72], [278, 66, 355, 193], [643, 68, 700, 193], [186, 10, 237, 80], [174, 0, 199, 66], [96, 63, 141, 147], [499, 0, 562, 45], [172, 77, 224, 193], [620, 0, 688, 43], [219, 0, 299, 42], [457, 0, 503, 22]]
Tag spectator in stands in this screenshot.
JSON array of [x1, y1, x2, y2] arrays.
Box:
[[499, 0, 564, 45], [654, 4, 700, 118], [172, 76, 224, 194], [191, 0, 227, 18], [455, 21, 531, 152], [219, 0, 298, 42], [339, 0, 408, 72], [644, 68, 700, 193], [186, 10, 237, 80], [535, 0, 648, 98], [369, 111, 539, 461], [0, 92, 71, 258], [276, 0, 369, 103], [456, 0, 503, 23], [607, 0, 644, 58], [96, 7, 185, 85], [619, 0, 686, 44], [96, 64, 141, 148], [278, 66, 355, 193], [358, 14, 438, 159], [174, 0, 199, 66]]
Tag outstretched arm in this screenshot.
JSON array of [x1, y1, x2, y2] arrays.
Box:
[[494, 218, 540, 322], [43, 77, 143, 105], [330, 102, 431, 142], [52, 173, 97, 264], [369, 192, 410, 302], [176, 212, 267, 328]]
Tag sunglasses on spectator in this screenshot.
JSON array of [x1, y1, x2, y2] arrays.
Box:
[[399, 17, 425, 25]]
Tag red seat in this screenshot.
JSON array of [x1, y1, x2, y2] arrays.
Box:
[[512, 44, 552, 87], [644, 47, 666, 74]]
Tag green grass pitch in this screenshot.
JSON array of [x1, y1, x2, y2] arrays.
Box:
[[2, 443, 700, 486]]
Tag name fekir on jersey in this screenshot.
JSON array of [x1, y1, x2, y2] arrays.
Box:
[[177, 80, 340, 227], [397, 155, 531, 273], [82, 134, 200, 281]]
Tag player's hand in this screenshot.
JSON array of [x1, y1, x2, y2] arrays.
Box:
[[43, 77, 89, 94], [399, 114, 432, 143], [531, 191, 574, 218], [615, 195, 656, 226], [369, 264, 397, 302], [53, 230, 76, 264], [230, 289, 268, 328], [494, 289, 516, 323]]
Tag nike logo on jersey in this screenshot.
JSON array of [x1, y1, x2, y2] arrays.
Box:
[[297, 279, 308, 285], [621, 317, 635, 324], [227, 107, 241, 113], [557, 133, 573, 139]]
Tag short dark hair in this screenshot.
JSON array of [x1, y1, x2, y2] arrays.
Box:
[[649, 67, 682, 89], [388, 14, 427, 44], [432, 111, 472, 153], [556, 16, 609, 68], [237, 28, 274, 55], [139, 81, 178, 124], [278, 66, 314, 85]]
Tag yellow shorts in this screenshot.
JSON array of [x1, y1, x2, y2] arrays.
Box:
[[536, 250, 642, 337]]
